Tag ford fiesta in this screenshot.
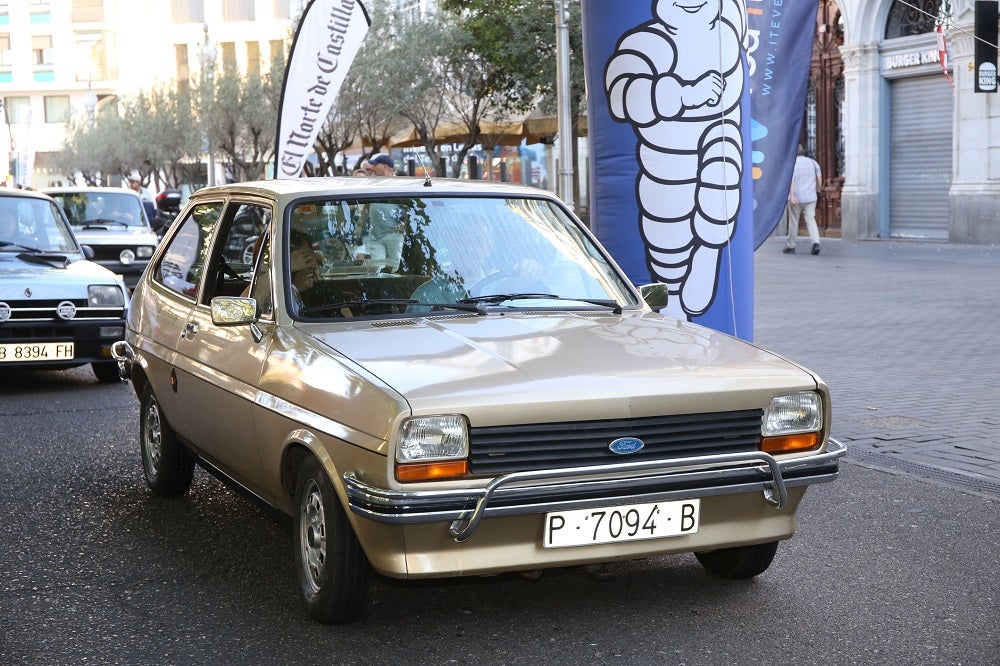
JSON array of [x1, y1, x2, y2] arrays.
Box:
[[114, 177, 845, 623]]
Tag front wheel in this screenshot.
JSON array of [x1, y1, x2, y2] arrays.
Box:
[[294, 456, 372, 624], [694, 541, 779, 579], [139, 386, 194, 496]]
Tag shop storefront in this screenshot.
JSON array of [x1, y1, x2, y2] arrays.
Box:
[[840, 0, 1000, 244]]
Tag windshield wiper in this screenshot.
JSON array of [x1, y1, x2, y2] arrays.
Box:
[[300, 298, 419, 316], [81, 219, 130, 229], [457, 293, 559, 305], [456, 293, 622, 314], [1, 240, 44, 253]]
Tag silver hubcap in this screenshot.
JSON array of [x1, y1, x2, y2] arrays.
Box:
[[144, 400, 163, 475], [299, 479, 326, 594]]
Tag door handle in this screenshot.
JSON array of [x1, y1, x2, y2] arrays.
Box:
[[183, 321, 199, 339]]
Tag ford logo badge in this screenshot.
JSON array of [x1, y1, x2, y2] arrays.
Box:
[[609, 437, 645, 455]]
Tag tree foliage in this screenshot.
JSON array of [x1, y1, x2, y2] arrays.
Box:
[[53, 1, 585, 189]]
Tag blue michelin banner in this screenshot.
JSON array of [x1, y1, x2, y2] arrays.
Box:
[[583, 0, 817, 340], [745, 0, 819, 247]]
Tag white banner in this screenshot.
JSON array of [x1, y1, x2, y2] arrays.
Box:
[[275, 0, 369, 178]]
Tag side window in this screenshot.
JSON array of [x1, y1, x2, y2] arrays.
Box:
[[153, 202, 224, 299], [201, 202, 270, 304]]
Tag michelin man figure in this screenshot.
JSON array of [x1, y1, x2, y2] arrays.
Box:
[[605, 0, 747, 320]]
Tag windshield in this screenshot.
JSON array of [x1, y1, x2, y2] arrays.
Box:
[[279, 195, 637, 319], [0, 196, 80, 253], [50, 191, 147, 228]]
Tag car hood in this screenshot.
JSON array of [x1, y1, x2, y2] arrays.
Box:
[[73, 226, 157, 245], [0, 253, 122, 298], [304, 312, 818, 419]]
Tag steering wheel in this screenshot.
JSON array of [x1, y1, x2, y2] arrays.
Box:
[[468, 270, 549, 297]]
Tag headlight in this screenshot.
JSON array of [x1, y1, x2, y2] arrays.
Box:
[[136, 246, 154, 258], [396, 415, 469, 482], [760, 392, 823, 454], [88, 285, 125, 307], [763, 392, 822, 435], [119, 249, 136, 265]]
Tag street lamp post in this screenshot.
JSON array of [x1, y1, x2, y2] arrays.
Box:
[[554, 0, 575, 211], [84, 82, 97, 128], [200, 24, 217, 187]]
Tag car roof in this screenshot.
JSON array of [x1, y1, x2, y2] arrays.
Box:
[[187, 177, 561, 203], [0, 188, 58, 202], [43, 186, 142, 198]]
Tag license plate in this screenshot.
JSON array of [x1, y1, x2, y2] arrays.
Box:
[[543, 499, 700, 548], [0, 342, 75, 363]]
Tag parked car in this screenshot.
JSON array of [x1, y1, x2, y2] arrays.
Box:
[[44, 186, 159, 288], [0, 188, 129, 383], [113, 177, 845, 623]]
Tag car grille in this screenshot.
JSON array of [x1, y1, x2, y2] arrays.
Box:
[[469, 409, 764, 476], [0, 299, 124, 325], [90, 246, 142, 261]]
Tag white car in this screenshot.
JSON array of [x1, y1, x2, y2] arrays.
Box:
[[45, 186, 159, 288], [0, 188, 129, 383]]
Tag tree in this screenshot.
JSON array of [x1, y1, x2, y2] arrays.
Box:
[[205, 49, 285, 182], [338, 0, 410, 161], [438, 0, 586, 195]]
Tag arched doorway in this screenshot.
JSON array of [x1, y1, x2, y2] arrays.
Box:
[[805, 1, 846, 237]]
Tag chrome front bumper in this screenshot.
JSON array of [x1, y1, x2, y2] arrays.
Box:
[[345, 438, 847, 542]]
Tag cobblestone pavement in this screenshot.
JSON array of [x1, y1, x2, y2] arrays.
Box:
[[753, 236, 1000, 498]]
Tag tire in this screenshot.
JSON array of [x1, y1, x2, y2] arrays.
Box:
[[293, 456, 372, 624], [92, 361, 122, 384], [139, 386, 194, 496], [694, 541, 779, 579]]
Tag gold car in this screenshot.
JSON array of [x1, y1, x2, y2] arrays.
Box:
[[114, 177, 845, 624]]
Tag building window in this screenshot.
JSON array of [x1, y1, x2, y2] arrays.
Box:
[[247, 41, 260, 77], [3, 96, 30, 124], [32, 34, 53, 66], [221, 41, 236, 73], [223, 0, 254, 21], [44, 95, 69, 123], [0, 34, 11, 67], [172, 0, 205, 23], [884, 0, 948, 39], [273, 0, 290, 20], [175, 43, 190, 93], [269, 39, 285, 66], [71, 0, 103, 23]]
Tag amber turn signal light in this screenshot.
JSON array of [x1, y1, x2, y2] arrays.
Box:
[[760, 432, 821, 454], [396, 460, 469, 482]]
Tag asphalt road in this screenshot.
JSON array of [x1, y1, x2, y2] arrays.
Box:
[[1, 365, 997, 666]]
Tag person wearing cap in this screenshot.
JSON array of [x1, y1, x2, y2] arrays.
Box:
[[357, 153, 405, 272], [367, 153, 396, 176]]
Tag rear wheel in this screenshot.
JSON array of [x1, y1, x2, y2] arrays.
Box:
[[294, 456, 372, 624], [139, 386, 194, 496], [694, 541, 779, 579]]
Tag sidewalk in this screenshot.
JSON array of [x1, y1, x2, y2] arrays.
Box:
[[753, 236, 1000, 498]]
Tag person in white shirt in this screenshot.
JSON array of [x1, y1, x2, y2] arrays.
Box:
[[784, 145, 824, 255]]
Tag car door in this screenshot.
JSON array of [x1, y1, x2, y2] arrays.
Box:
[[142, 200, 226, 440], [172, 201, 274, 492]]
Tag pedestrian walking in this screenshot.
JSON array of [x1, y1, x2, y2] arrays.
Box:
[[784, 145, 823, 255]]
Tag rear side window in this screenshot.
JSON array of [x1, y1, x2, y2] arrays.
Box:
[[153, 202, 224, 299]]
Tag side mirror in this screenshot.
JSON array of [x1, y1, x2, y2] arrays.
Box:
[[638, 283, 668, 310], [81, 244, 95, 260], [211, 296, 257, 326], [211, 296, 263, 342]]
